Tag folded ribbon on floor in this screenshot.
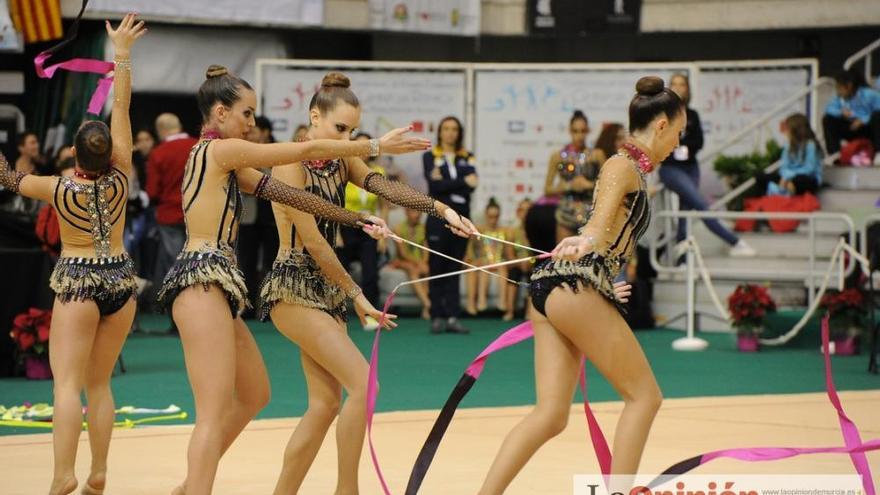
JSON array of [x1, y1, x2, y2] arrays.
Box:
[[0, 403, 187, 430]]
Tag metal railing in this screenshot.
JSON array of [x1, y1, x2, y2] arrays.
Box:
[[844, 37, 880, 85], [649, 210, 856, 306]]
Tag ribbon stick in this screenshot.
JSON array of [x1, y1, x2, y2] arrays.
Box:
[[33, 0, 116, 115]]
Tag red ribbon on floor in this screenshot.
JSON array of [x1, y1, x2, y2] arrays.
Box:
[[33, 0, 115, 116]]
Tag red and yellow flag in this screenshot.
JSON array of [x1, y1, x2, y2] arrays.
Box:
[[9, 0, 63, 43]]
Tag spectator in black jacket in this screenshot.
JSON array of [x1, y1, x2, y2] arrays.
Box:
[[422, 116, 477, 334]]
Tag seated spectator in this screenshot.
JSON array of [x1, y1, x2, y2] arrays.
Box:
[[465, 197, 507, 315], [823, 68, 880, 164], [387, 208, 431, 319], [757, 113, 823, 196], [502, 198, 532, 321]]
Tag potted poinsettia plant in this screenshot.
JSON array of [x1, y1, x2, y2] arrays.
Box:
[[9, 308, 53, 379], [728, 284, 776, 352], [819, 288, 865, 355]]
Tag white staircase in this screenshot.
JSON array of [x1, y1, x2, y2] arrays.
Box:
[[654, 166, 880, 332], [655, 37, 880, 334]]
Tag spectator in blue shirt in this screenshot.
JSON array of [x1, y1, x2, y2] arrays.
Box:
[[758, 113, 823, 196], [823, 69, 880, 159]]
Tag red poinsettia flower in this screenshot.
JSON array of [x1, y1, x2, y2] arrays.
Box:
[[9, 308, 53, 359], [729, 284, 776, 328], [13, 313, 32, 330], [32, 309, 51, 329], [18, 332, 35, 351]]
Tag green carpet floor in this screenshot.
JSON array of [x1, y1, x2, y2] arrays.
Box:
[[1, 313, 877, 436]]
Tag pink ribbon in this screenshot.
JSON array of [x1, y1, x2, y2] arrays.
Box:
[[32, 1, 115, 116], [652, 315, 878, 494], [579, 358, 612, 477], [364, 232, 878, 494], [365, 292, 398, 495], [34, 53, 115, 116], [366, 314, 611, 494]]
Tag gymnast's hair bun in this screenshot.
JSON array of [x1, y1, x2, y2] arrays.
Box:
[[206, 65, 229, 79], [635, 76, 665, 97], [321, 72, 351, 89]]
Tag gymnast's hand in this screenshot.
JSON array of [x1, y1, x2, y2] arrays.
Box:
[[551, 235, 593, 261], [613, 281, 632, 303], [362, 216, 393, 240], [379, 126, 432, 155], [106, 13, 147, 57], [354, 293, 398, 330], [444, 209, 478, 238]]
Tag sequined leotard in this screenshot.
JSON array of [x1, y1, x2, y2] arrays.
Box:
[[530, 146, 651, 316], [156, 139, 376, 317], [260, 154, 454, 322], [552, 144, 600, 231], [260, 158, 353, 322], [48, 169, 138, 315]]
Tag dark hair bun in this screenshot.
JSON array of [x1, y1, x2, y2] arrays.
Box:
[[635, 76, 665, 97], [86, 131, 110, 155], [572, 109, 586, 119], [206, 65, 229, 79], [321, 72, 351, 89]]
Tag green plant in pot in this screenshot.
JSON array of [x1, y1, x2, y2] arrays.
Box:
[[713, 139, 782, 211]]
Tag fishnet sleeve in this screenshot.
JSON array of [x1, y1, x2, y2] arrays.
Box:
[[254, 174, 369, 229], [363, 171, 446, 219], [578, 157, 638, 255], [0, 152, 25, 193]]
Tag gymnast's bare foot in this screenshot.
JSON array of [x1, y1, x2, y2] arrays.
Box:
[[49, 475, 77, 495], [81, 470, 106, 494]]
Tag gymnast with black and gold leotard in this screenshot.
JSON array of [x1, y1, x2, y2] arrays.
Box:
[[262, 72, 477, 495], [477, 77, 686, 495], [0, 15, 145, 495], [156, 64, 432, 495]]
